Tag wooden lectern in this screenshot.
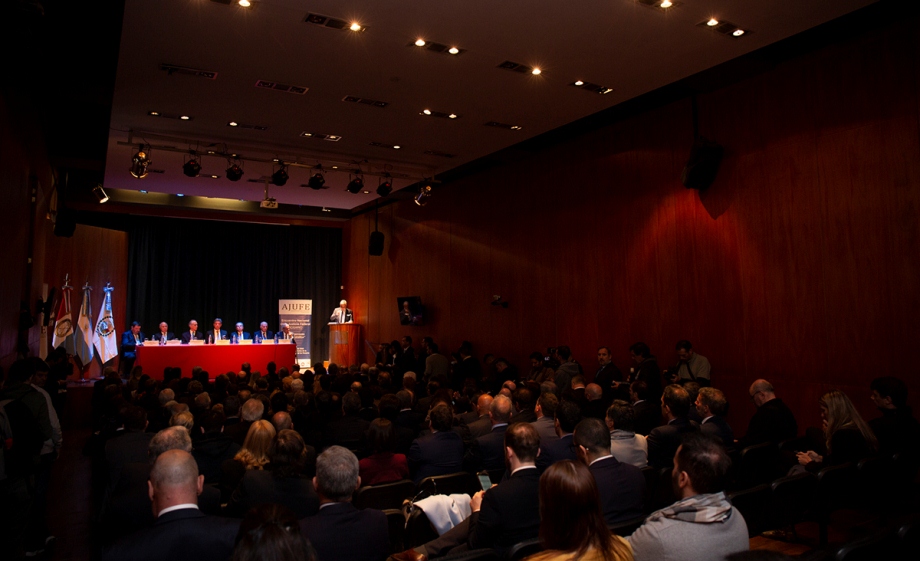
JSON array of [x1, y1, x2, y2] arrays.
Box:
[[329, 324, 361, 366]]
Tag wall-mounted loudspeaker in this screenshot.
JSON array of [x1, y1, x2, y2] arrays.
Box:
[[369, 231, 384, 256], [681, 137, 723, 191]]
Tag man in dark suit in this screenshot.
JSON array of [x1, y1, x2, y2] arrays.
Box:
[[466, 395, 512, 472], [254, 321, 274, 343], [583, 383, 608, 420], [696, 387, 734, 449], [509, 387, 536, 424], [208, 318, 227, 344], [408, 404, 464, 483], [151, 322, 174, 343], [300, 446, 389, 561], [630, 380, 661, 436], [101, 449, 239, 561], [329, 300, 355, 324], [180, 319, 204, 344], [574, 418, 645, 524], [452, 341, 481, 391], [627, 342, 662, 400], [647, 384, 700, 468], [394, 390, 424, 431], [394, 423, 543, 560], [536, 400, 582, 473], [105, 405, 153, 493], [120, 321, 144, 375], [231, 322, 250, 343], [463, 394, 494, 441], [277, 323, 296, 344], [738, 379, 798, 448], [395, 336, 416, 378], [594, 346, 622, 403], [530, 392, 559, 445], [326, 392, 370, 450], [192, 410, 240, 484]]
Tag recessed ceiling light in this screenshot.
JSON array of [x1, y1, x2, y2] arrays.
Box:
[[448, 113, 457, 119], [239, 199, 245, 202], [423, 109, 432, 115], [149, 111, 159, 116], [229, 121, 238, 127], [415, 38, 426, 47], [448, 47, 460, 55], [707, 18, 719, 26], [531, 68, 542, 75], [660, 0, 673, 7], [303, 132, 312, 136], [207, 150, 215, 155], [574, 80, 584, 86], [363, 190, 370, 194], [349, 22, 362, 31], [510, 125, 522, 130], [210, 175, 219, 179], [332, 166, 338, 169], [180, 115, 190, 120], [238, 0, 251, 6], [393, 145, 401, 150], [732, 29, 745, 36]]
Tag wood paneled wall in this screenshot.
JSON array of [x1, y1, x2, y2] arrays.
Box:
[[344, 19, 920, 432]]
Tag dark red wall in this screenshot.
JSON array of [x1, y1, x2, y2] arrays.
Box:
[[343, 18, 920, 432]]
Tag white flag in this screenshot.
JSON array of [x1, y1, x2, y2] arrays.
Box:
[[93, 285, 118, 364], [51, 286, 73, 349], [76, 284, 95, 366]]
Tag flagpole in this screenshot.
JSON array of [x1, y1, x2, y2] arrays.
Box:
[[79, 281, 93, 384]]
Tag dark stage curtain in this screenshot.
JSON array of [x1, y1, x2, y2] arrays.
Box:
[[126, 217, 342, 367]]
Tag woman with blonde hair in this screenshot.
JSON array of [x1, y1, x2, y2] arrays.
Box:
[[526, 460, 633, 561], [797, 389, 877, 472], [221, 419, 276, 500]]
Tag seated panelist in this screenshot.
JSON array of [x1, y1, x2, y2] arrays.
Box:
[[231, 322, 250, 343], [276, 323, 296, 344], [151, 322, 174, 343], [208, 318, 227, 344], [254, 322, 273, 343], [181, 319, 205, 344]]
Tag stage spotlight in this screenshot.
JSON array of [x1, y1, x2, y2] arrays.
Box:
[[308, 168, 326, 190], [415, 184, 432, 206], [92, 184, 109, 203], [183, 156, 201, 177], [346, 175, 364, 194], [226, 162, 243, 181], [271, 162, 289, 186], [130, 145, 150, 179], [376, 177, 392, 197]]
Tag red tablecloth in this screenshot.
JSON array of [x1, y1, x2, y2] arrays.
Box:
[[135, 343, 297, 380]]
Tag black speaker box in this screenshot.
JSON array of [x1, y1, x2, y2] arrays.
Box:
[[54, 207, 77, 237], [681, 137, 723, 190], [369, 231, 384, 256]]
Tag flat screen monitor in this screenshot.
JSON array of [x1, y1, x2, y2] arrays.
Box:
[[396, 297, 424, 326]]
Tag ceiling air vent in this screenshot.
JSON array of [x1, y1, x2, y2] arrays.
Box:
[[342, 95, 389, 108], [304, 13, 366, 32], [424, 150, 456, 158], [255, 80, 308, 94], [160, 64, 218, 79], [497, 61, 535, 74]]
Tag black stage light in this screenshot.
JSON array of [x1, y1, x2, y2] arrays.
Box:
[[226, 162, 243, 181], [308, 171, 325, 190], [271, 163, 289, 186], [346, 175, 364, 194], [92, 185, 109, 203], [183, 157, 201, 177], [376, 178, 392, 197], [130, 145, 150, 179], [415, 184, 432, 206]]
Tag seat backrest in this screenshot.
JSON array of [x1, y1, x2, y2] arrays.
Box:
[[727, 484, 771, 537], [382, 509, 406, 554], [417, 471, 479, 497], [834, 529, 897, 561], [737, 442, 779, 488], [507, 538, 542, 561], [817, 462, 856, 511], [404, 507, 439, 549], [769, 472, 817, 528], [354, 479, 416, 510]]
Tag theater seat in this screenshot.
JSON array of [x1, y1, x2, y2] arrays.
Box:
[[416, 472, 480, 498], [727, 484, 770, 537], [768, 472, 817, 534], [833, 529, 897, 561], [735, 442, 779, 489], [382, 508, 406, 553], [354, 479, 415, 510], [507, 538, 542, 561]]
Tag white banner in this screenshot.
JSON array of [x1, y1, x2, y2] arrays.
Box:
[[278, 299, 312, 368]]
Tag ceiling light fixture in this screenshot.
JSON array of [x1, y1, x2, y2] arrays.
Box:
[[574, 80, 584, 86], [130, 145, 150, 179], [415, 184, 432, 206], [176, 193, 185, 197], [349, 22, 362, 31], [139, 190, 147, 194], [228, 121, 238, 127], [531, 67, 542, 75], [393, 145, 401, 150], [707, 18, 719, 26], [448, 47, 460, 55], [271, 162, 289, 186], [149, 111, 159, 116], [180, 115, 190, 120], [307, 165, 326, 190], [732, 29, 745, 36], [226, 159, 244, 182], [423, 109, 432, 115], [377, 176, 393, 197], [346, 173, 364, 194], [415, 38, 426, 47], [238, 0, 251, 6], [660, 0, 673, 7], [183, 154, 201, 177], [92, 184, 109, 204]]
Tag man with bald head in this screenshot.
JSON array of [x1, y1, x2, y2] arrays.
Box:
[[466, 395, 513, 472], [464, 394, 494, 440], [102, 450, 238, 561], [738, 379, 798, 448]]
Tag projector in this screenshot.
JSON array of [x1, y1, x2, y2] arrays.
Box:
[[260, 198, 278, 209]]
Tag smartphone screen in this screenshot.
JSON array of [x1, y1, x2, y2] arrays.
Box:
[[478, 473, 492, 490]]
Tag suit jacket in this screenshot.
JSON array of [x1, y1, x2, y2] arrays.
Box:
[[151, 332, 174, 342], [408, 430, 465, 483], [589, 456, 646, 524], [325, 414, 370, 449], [467, 424, 509, 472], [531, 416, 559, 446], [738, 398, 798, 449], [583, 399, 609, 421], [101, 507, 239, 561], [453, 356, 482, 390], [468, 467, 541, 551], [300, 502, 389, 561], [207, 329, 228, 343], [276, 331, 297, 344], [632, 400, 661, 436], [632, 358, 662, 399], [181, 330, 205, 343], [465, 414, 494, 440], [105, 430, 154, 491], [254, 329, 274, 342], [701, 415, 735, 449], [536, 433, 577, 473], [329, 308, 355, 324], [647, 417, 700, 468], [594, 362, 623, 403], [230, 470, 320, 519], [120, 330, 144, 359], [230, 331, 250, 342]]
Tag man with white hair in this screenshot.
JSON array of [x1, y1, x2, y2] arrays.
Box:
[[330, 300, 354, 324], [254, 321, 273, 343], [102, 450, 238, 561], [300, 446, 388, 561], [277, 323, 296, 343]]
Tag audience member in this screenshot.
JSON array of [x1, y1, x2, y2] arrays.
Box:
[[629, 380, 660, 436], [647, 385, 699, 469], [231, 504, 315, 561], [738, 379, 798, 448], [464, 394, 494, 440], [553, 346, 580, 397], [531, 392, 559, 444], [796, 390, 877, 472], [221, 420, 276, 501], [536, 400, 581, 473], [593, 346, 622, 404], [573, 418, 645, 524], [670, 340, 711, 386], [583, 384, 607, 420], [606, 400, 648, 468], [868, 376, 920, 458], [628, 342, 662, 400], [526, 352, 555, 384], [408, 404, 465, 483], [358, 419, 409, 486], [193, 409, 240, 484], [696, 387, 734, 449]]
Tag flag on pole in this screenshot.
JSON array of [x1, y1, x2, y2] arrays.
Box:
[[52, 282, 74, 349], [76, 283, 94, 366], [93, 284, 118, 364]]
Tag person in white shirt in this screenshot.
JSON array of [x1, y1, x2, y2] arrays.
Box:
[[605, 399, 648, 468]]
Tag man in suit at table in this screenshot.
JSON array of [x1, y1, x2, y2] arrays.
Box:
[[329, 300, 354, 324], [300, 446, 389, 561], [254, 321, 273, 343], [230, 322, 250, 343], [181, 319, 204, 344], [277, 323, 296, 344], [151, 322, 174, 343], [120, 321, 144, 375], [208, 318, 227, 344], [101, 449, 239, 561]]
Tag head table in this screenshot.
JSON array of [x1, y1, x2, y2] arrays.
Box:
[[134, 341, 297, 380]]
